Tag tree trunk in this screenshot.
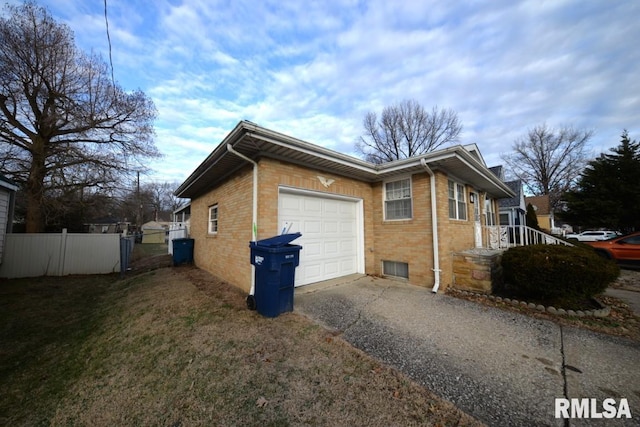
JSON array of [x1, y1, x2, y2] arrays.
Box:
[[25, 142, 46, 233]]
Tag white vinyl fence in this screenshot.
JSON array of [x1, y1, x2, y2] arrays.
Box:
[[0, 229, 121, 279], [167, 223, 189, 255]]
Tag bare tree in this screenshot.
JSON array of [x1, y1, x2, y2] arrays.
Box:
[[143, 181, 185, 221], [356, 100, 462, 163], [0, 1, 159, 232], [501, 123, 593, 209]]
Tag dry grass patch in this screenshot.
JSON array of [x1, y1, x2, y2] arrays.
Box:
[[1, 267, 481, 426]]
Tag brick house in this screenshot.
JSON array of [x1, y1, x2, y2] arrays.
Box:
[[175, 121, 514, 294]]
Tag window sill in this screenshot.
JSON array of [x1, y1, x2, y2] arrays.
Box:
[[383, 218, 413, 223]]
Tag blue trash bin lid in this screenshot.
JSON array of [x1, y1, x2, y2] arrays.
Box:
[[254, 232, 301, 247]]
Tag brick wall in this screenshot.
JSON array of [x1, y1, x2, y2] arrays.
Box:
[[190, 156, 479, 293], [371, 172, 435, 287], [191, 158, 375, 292], [434, 173, 477, 290], [191, 165, 254, 292], [258, 158, 375, 274]]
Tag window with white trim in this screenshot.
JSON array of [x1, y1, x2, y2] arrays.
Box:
[[448, 180, 467, 220], [499, 213, 510, 226], [485, 198, 497, 226], [208, 204, 218, 234], [384, 178, 412, 220]]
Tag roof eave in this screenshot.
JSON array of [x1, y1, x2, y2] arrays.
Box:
[[175, 121, 514, 199]]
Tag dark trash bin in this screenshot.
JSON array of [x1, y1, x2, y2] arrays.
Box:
[[172, 238, 194, 266], [250, 233, 302, 318]]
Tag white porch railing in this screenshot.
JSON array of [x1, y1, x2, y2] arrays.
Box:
[[484, 225, 573, 249]]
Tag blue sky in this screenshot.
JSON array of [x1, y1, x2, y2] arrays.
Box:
[[9, 0, 640, 185]]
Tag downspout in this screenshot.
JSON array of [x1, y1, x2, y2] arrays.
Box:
[[420, 158, 441, 293], [226, 144, 258, 298]]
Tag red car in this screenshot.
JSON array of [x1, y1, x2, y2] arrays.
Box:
[[586, 232, 640, 267]]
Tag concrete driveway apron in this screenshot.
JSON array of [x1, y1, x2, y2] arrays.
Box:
[[294, 275, 640, 426]]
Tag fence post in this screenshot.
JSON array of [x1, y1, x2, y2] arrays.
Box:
[[120, 236, 134, 277], [58, 228, 68, 276]]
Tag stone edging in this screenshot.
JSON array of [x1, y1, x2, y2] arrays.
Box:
[[449, 289, 611, 318]]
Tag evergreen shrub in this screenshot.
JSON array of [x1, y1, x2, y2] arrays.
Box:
[[499, 244, 619, 303]]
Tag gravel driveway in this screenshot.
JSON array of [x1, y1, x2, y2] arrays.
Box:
[[295, 275, 640, 426]]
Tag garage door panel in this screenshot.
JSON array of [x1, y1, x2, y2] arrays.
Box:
[[323, 220, 339, 234], [340, 222, 355, 233], [302, 263, 322, 283], [339, 203, 354, 214], [302, 220, 322, 235], [323, 200, 339, 214], [340, 239, 355, 253], [323, 260, 340, 275], [341, 258, 356, 271], [279, 191, 359, 286], [304, 241, 323, 257], [324, 241, 339, 256], [304, 198, 322, 211], [281, 196, 301, 211]]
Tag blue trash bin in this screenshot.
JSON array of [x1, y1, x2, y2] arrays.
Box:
[[172, 238, 194, 266], [250, 233, 302, 318]]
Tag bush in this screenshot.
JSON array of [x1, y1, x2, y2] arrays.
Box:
[[499, 244, 619, 304]]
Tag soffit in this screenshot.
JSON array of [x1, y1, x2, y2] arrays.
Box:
[[175, 121, 515, 199]]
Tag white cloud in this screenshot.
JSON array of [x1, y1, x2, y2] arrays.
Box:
[[16, 0, 640, 184]]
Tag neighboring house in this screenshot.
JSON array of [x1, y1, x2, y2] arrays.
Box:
[[524, 195, 553, 232], [172, 203, 191, 233], [488, 166, 526, 228], [0, 174, 18, 264], [498, 180, 526, 227], [85, 217, 128, 234], [168, 203, 191, 254], [175, 121, 514, 294]]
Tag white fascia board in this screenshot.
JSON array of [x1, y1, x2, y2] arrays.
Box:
[[172, 202, 191, 214], [245, 130, 378, 177], [451, 152, 516, 197], [175, 122, 249, 197], [178, 121, 514, 199]]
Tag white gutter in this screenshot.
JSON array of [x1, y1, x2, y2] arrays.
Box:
[[226, 144, 258, 296], [421, 158, 441, 293]]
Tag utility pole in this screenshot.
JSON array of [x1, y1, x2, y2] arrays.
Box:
[[137, 171, 142, 230]]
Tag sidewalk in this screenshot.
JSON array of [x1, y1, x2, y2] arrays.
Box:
[[295, 275, 640, 426], [606, 269, 640, 316]]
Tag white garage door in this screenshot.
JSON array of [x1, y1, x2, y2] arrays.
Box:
[[278, 190, 360, 286]]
